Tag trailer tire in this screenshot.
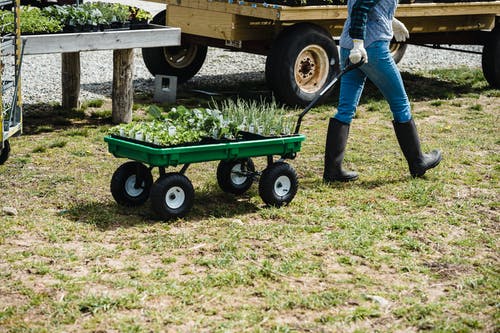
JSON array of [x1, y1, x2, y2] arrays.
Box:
[[217, 158, 255, 195], [111, 161, 153, 207], [259, 162, 298, 207], [482, 27, 500, 88], [151, 173, 194, 220], [0, 140, 10, 165], [141, 10, 208, 83], [266, 23, 340, 106], [390, 42, 407, 64]]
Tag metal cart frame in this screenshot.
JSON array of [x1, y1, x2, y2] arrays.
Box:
[[0, 0, 24, 165]]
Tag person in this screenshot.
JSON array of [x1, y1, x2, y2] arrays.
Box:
[[323, 0, 442, 182]]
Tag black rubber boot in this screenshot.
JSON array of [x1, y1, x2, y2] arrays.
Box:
[[392, 119, 442, 178], [323, 118, 358, 182]]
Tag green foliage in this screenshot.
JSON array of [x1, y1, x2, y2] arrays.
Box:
[[109, 101, 295, 146], [0, 6, 63, 34], [0, 3, 152, 35]]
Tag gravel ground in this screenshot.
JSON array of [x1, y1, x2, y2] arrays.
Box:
[[20, 0, 484, 105]]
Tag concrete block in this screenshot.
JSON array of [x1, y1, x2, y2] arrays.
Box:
[[153, 75, 177, 103]]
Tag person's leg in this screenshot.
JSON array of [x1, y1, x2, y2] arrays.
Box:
[[361, 41, 441, 177], [334, 48, 367, 124], [360, 41, 412, 123], [324, 48, 364, 182]]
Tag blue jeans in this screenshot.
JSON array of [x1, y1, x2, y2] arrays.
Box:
[[334, 40, 412, 124]]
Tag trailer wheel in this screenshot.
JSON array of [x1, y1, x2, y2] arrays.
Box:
[[141, 10, 208, 83], [111, 162, 153, 207], [150, 173, 194, 220], [482, 26, 500, 88], [390, 42, 408, 64], [259, 162, 298, 207], [0, 140, 10, 165], [266, 23, 340, 106], [217, 158, 255, 195]]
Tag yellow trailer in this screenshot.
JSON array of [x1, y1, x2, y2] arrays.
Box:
[[142, 0, 500, 105]]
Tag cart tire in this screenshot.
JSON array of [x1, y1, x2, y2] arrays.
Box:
[[259, 162, 298, 207], [0, 140, 10, 165], [150, 173, 194, 220], [482, 26, 500, 88], [110, 161, 153, 207], [141, 10, 208, 84], [266, 23, 340, 106], [217, 158, 255, 195], [389, 42, 407, 64]]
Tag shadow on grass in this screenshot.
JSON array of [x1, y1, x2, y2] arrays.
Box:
[[64, 190, 259, 230], [22, 102, 113, 135]]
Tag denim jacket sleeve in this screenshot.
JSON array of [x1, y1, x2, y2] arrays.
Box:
[[348, 0, 380, 40]]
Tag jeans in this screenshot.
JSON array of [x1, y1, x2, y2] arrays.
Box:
[[334, 40, 412, 124]]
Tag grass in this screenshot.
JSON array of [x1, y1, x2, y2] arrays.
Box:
[[0, 67, 498, 332]]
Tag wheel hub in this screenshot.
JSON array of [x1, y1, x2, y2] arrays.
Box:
[[165, 186, 185, 209], [124, 175, 144, 197], [230, 164, 247, 185], [274, 175, 291, 197], [164, 44, 198, 69], [295, 44, 329, 94]]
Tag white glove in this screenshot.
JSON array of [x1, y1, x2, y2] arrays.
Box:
[[349, 39, 367, 64], [392, 18, 409, 42]]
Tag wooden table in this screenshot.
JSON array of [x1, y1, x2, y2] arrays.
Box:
[[22, 24, 181, 123]]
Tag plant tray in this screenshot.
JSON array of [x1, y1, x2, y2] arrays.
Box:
[[104, 133, 306, 167]]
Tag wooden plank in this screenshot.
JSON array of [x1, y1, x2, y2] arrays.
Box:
[[163, 0, 500, 21], [23, 25, 180, 55], [402, 14, 496, 33], [166, 0, 282, 20], [168, 5, 236, 39], [396, 2, 500, 17]]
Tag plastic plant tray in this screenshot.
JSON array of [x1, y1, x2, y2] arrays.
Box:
[[104, 134, 306, 167]]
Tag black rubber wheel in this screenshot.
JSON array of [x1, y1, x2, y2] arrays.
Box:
[[266, 23, 340, 106], [258, 162, 298, 207], [150, 173, 194, 220], [389, 42, 408, 64], [0, 140, 10, 165], [482, 26, 500, 88], [110, 161, 153, 207], [141, 10, 208, 83], [216, 158, 255, 195]]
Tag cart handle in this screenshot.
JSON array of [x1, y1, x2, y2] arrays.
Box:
[[293, 58, 365, 135]]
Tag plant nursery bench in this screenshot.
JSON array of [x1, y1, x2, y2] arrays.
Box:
[[22, 24, 181, 123]]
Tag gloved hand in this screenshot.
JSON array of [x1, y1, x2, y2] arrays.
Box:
[[349, 39, 367, 64], [392, 18, 409, 42]]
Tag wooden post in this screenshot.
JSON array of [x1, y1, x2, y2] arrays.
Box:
[[112, 48, 134, 124], [61, 52, 80, 110]]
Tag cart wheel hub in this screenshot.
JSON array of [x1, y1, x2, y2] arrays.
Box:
[[230, 164, 247, 185], [274, 175, 291, 197], [124, 175, 144, 197], [165, 186, 185, 209], [295, 44, 329, 94]]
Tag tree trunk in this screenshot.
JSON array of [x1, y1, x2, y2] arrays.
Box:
[[112, 48, 134, 124], [61, 52, 80, 110]]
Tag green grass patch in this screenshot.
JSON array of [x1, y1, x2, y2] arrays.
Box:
[[0, 67, 498, 332]]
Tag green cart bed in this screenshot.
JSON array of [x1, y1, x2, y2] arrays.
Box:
[[104, 133, 306, 219]]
